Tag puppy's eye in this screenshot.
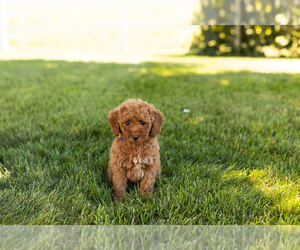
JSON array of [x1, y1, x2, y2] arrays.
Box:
[[125, 121, 130, 126], [140, 121, 145, 125]]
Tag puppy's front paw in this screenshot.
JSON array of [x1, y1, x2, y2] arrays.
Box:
[[114, 191, 126, 201], [140, 189, 153, 199]]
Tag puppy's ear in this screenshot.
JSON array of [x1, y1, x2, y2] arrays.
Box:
[[149, 108, 164, 137], [108, 108, 120, 137]]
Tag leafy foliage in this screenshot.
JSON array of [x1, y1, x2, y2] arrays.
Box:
[[190, 0, 300, 56], [190, 25, 300, 56]]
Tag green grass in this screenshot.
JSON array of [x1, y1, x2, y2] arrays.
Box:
[[1, 57, 300, 225]]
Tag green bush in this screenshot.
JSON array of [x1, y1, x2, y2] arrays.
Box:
[[190, 0, 300, 56], [189, 25, 300, 57]]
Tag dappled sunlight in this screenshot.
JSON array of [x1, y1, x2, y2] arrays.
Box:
[[122, 57, 300, 75], [1, 52, 299, 75], [222, 168, 300, 214], [44, 63, 59, 69], [189, 116, 205, 125], [248, 169, 300, 213], [0, 163, 10, 180], [131, 66, 208, 76], [218, 79, 230, 86], [221, 169, 248, 182]]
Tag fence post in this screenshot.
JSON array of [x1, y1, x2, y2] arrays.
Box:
[[234, 0, 241, 55], [0, 0, 9, 52], [119, 0, 128, 52]]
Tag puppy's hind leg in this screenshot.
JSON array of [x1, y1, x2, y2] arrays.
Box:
[[155, 165, 162, 179], [107, 164, 113, 183]]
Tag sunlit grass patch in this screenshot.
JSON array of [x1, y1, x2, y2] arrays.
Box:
[[44, 63, 59, 69], [136, 66, 209, 76], [222, 167, 300, 223], [189, 116, 205, 125], [0, 163, 10, 179], [248, 169, 300, 214], [218, 79, 230, 86]]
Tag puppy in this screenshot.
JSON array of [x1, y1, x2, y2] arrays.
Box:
[[108, 99, 164, 200]]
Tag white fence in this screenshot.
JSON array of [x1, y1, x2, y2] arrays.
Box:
[[2, 0, 300, 53], [0, 0, 200, 53], [0, 0, 9, 51]]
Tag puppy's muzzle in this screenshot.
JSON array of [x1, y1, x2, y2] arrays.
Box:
[[132, 135, 140, 141]]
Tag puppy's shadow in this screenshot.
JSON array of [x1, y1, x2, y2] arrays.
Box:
[[127, 182, 140, 194]]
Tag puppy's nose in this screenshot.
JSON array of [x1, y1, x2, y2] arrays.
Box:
[[132, 135, 139, 141]]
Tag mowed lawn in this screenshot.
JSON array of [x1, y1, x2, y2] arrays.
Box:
[[1, 57, 300, 225]]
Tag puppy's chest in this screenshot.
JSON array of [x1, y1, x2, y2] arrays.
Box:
[[124, 156, 152, 183]]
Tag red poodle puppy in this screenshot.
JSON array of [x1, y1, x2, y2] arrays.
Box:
[[108, 99, 164, 200]]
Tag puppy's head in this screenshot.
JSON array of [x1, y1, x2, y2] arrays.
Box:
[[109, 99, 164, 143]]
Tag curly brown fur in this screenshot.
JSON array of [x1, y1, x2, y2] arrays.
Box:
[[107, 99, 164, 200]]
